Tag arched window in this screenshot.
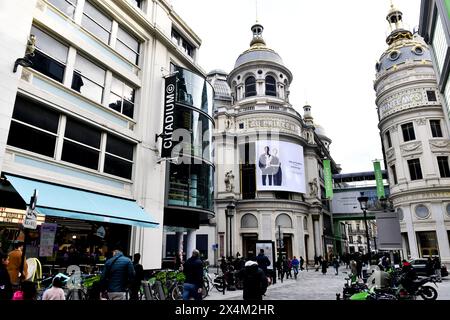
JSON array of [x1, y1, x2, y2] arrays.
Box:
[[245, 76, 256, 97], [265, 76, 276, 96], [275, 213, 292, 228], [241, 213, 258, 228]]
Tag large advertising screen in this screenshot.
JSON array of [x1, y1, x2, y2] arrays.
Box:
[[331, 187, 390, 214], [255, 140, 305, 193]]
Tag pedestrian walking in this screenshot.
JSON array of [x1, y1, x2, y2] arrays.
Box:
[[433, 256, 442, 282], [130, 253, 144, 300], [333, 257, 339, 275], [42, 276, 65, 300], [282, 257, 290, 279], [426, 257, 434, 276], [238, 260, 268, 301], [0, 250, 13, 300], [100, 244, 135, 300], [182, 249, 203, 301], [299, 256, 305, 271], [256, 249, 271, 275], [291, 256, 299, 279], [321, 259, 328, 275]]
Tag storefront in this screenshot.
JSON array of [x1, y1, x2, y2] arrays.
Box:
[[0, 174, 158, 275]]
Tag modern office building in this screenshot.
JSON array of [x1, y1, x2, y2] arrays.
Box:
[[0, 0, 213, 270], [374, 4, 450, 264], [211, 23, 339, 264]]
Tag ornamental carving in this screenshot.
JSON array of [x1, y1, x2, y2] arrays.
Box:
[[430, 140, 450, 152], [400, 141, 422, 155], [390, 124, 398, 133], [394, 191, 450, 205], [386, 148, 395, 160], [415, 118, 427, 126]]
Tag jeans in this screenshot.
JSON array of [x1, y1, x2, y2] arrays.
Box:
[[262, 175, 272, 186], [183, 283, 201, 301], [293, 266, 299, 279]]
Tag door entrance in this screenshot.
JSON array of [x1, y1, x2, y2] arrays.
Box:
[[242, 234, 258, 258]]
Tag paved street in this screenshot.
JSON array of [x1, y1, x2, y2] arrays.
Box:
[[205, 266, 450, 300]]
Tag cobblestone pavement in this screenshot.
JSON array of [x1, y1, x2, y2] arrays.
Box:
[[205, 266, 450, 300]]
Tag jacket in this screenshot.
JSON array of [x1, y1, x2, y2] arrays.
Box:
[[7, 249, 28, 285], [183, 256, 203, 288], [239, 264, 268, 301], [256, 253, 270, 273], [101, 252, 135, 293]]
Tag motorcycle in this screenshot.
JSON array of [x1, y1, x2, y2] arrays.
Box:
[[349, 287, 398, 300], [395, 274, 438, 300]]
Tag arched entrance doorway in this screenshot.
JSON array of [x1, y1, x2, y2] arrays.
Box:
[[240, 213, 258, 258], [275, 213, 293, 258]]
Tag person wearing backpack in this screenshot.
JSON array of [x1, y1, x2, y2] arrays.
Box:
[[100, 244, 135, 300]]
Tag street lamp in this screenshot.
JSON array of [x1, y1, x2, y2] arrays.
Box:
[[357, 193, 371, 265], [225, 202, 235, 258]]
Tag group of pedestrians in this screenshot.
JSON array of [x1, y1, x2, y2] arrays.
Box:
[[0, 242, 145, 301], [276, 256, 306, 281]]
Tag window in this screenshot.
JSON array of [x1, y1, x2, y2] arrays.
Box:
[[349, 236, 353, 244], [48, 0, 77, 18], [408, 158, 423, 180], [430, 120, 443, 137], [426, 90, 437, 102], [391, 165, 398, 184], [81, 1, 112, 44], [104, 134, 134, 179], [29, 26, 68, 83], [241, 214, 258, 228], [437, 156, 450, 178], [127, 0, 142, 8], [385, 130, 392, 148], [245, 76, 256, 97], [401, 122, 416, 142], [265, 75, 276, 96], [7, 96, 59, 158], [109, 77, 135, 118], [171, 29, 194, 58], [62, 118, 101, 170], [71, 54, 106, 103], [116, 26, 140, 65]]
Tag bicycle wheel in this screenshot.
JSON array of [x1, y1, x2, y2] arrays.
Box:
[[171, 283, 184, 300]]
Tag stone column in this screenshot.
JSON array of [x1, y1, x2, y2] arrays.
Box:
[[403, 206, 419, 259], [176, 231, 184, 260], [186, 229, 196, 259], [431, 203, 450, 264], [313, 218, 322, 257], [297, 215, 305, 258]]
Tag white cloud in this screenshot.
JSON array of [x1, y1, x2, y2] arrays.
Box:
[[170, 0, 421, 173]]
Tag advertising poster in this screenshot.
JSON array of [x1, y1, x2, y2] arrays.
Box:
[[39, 223, 57, 257], [255, 140, 306, 193]]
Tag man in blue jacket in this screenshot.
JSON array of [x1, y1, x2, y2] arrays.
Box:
[[101, 244, 135, 300]]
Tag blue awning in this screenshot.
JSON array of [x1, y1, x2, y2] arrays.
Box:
[[5, 175, 159, 228]]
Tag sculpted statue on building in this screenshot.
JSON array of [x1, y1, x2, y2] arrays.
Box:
[[225, 170, 235, 192], [309, 178, 318, 198]]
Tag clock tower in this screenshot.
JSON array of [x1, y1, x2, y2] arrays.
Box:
[[374, 3, 450, 265]]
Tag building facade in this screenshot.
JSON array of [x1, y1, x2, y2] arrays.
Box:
[[211, 23, 339, 264], [419, 0, 450, 132], [0, 0, 212, 270], [374, 5, 450, 265]]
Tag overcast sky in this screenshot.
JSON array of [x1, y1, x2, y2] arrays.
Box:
[[169, 0, 421, 173]]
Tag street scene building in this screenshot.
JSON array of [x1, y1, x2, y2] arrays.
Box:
[[212, 23, 339, 265], [374, 4, 450, 264], [0, 0, 213, 270]]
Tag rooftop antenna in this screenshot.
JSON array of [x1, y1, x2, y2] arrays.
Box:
[[255, 0, 259, 23]]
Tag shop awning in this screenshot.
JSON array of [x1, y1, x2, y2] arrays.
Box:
[[5, 175, 159, 228]]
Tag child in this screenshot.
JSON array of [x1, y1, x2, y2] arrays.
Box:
[[42, 277, 65, 300]]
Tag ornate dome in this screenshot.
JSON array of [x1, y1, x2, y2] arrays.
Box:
[[233, 23, 285, 69], [314, 123, 331, 141], [375, 5, 432, 73], [207, 70, 231, 100]]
